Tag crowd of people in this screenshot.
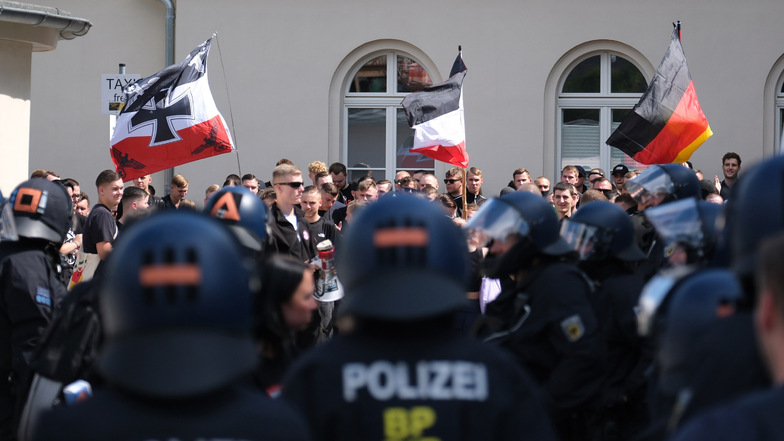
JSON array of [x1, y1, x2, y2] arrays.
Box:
[[0, 148, 779, 441]]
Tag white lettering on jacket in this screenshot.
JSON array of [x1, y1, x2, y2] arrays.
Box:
[[342, 361, 488, 402]]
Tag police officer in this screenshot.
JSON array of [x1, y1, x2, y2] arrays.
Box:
[[281, 194, 557, 441], [0, 179, 71, 441], [667, 234, 784, 441], [204, 185, 269, 259], [624, 164, 701, 280], [466, 191, 605, 441], [653, 269, 746, 436], [33, 211, 309, 441], [643, 198, 722, 268], [561, 201, 650, 440]]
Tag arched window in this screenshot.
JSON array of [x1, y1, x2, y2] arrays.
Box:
[[762, 54, 784, 156], [342, 51, 437, 182], [778, 77, 784, 152], [557, 51, 650, 172]]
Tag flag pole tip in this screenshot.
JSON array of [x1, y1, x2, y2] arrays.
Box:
[[458, 45, 462, 52]]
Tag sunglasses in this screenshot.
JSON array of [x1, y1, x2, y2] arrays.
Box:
[[276, 181, 304, 189], [444, 179, 462, 184]]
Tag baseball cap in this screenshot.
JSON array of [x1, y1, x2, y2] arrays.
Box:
[[588, 168, 606, 178], [574, 166, 587, 178], [612, 164, 630, 176]]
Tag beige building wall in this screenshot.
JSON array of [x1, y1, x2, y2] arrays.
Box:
[[27, 0, 784, 203], [0, 39, 31, 195]]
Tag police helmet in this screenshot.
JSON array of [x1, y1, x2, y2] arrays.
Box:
[[625, 164, 700, 207], [204, 186, 269, 252], [645, 198, 722, 264], [337, 194, 468, 321], [7, 179, 72, 243], [561, 201, 644, 261], [465, 191, 572, 277], [657, 269, 743, 393], [728, 155, 784, 279], [100, 211, 260, 398]]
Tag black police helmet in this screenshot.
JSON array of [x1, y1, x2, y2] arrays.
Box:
[[8, 179, 72, 243], [626, 163, 700, 207], [465, 191, 572, 278], [657, 268, 742, 393], [645, 198, 722, 264], [729, 155, 784, 279], [337, 194, 468, 321], [204, 186, 269, 252], [100, 211, 260, 398], [562, 201, 644, 262]]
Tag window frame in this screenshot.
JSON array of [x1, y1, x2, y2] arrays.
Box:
[[329, 43, 442, 181], [556, 52, 648, 172], [544, 41, 655, 179]]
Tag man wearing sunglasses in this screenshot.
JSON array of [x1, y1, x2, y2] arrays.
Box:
[[268, 164, 317, 264], [444, 167, 464, 218]]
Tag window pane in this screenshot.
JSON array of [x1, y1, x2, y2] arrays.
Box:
[[347, 109, 386, 177], [562, 56, 600, 93], [562, 109, 600, 169], [395, 108, 434, 169], [611, 55, 647, 93], [349, 56, 387, 93], [609, 109, 649, 171], [397, 56, 432, 93]]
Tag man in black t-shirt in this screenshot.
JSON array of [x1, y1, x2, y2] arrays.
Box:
[[83, 170, 123, 275]]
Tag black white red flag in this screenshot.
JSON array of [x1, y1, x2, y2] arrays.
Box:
[[401, 52, 469, 168], [110, 37, 234, 181]]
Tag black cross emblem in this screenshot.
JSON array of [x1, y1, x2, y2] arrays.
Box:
[[129, 88, 192, 145]]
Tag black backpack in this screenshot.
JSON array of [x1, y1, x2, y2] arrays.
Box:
[[16, 279, 102, 441]]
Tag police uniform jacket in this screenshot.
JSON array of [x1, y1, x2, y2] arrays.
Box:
[[33, 385, 310, 441], [668, 383, 784, 441], [483, 260, 606, 416], [0, 240, 66, 440], [281, 323, 557, 441], [582, 260, 650, 406], [267, 203, 317, 263]]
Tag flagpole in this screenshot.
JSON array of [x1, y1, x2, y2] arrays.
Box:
[[461, 167, 468, 220], [674, 20, 681, 41], [214, 33, 243, 177]]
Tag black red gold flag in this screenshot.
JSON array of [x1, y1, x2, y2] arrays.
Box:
[[606, 23, 712, 164]]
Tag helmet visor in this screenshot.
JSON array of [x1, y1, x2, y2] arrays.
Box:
[[0, 202, 18, 242], [644, 198, 703, 250], [625, 166, 674, 206], [560, 220, 610, 261], [637, 267, 695, 336], [464, 198, 529, 247]]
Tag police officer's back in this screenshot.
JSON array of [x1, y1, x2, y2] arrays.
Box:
[[33, 211, 308, 441], [0, 179, 71, 441], [281, 194, 556, 441], [465, 192, 605, 441], [561, 201, 650, 440]]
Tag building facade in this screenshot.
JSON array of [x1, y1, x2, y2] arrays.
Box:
[[17, 0, 784, 202]]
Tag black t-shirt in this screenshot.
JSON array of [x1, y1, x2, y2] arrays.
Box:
[[82, 204, 116, 254]]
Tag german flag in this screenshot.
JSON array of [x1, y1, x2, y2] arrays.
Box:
[[607, 23, 712, 165]]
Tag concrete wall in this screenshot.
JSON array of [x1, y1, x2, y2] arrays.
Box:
[[26, 0, 784, 204]]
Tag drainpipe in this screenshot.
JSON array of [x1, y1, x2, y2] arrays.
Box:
[[157, 0, 175, 192]]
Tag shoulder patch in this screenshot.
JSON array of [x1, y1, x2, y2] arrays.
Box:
[[35, 286, 52, 307], [560, 314, 585, 342]]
